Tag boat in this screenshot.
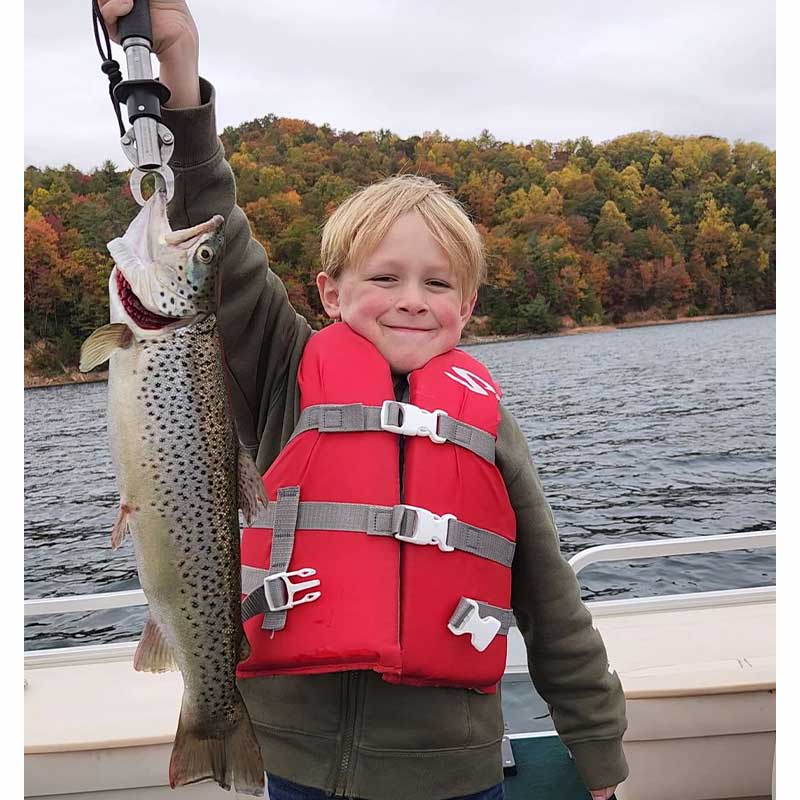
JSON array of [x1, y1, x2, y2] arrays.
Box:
[[24, 529, 776, 800]]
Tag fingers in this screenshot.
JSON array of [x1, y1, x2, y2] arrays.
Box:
[[97, 0, 135, 43]]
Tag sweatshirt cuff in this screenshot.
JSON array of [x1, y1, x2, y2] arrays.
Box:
[[160, 77, 220, 168], [567, 738, 629, 792]]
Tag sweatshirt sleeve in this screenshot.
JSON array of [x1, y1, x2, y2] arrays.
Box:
[[496, 404, 629, 791], [161, 79, 313, 471]]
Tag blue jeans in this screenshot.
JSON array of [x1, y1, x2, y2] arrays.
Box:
[[267, 774, 505, 800]]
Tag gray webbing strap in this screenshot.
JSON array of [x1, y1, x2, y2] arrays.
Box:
[[446, 522, 515, 567], [392, 506, 515, 567], [290, 402, 496, 464], [247, 501, 513, 566], [247, 501, 397, 536], [241, 578, 266, 623], [449, 597, 514, 636], [435, 413, 495, 463], [260, 486, 300, 631], [290, 404, 382, 438], [241, 564, 267, 597]]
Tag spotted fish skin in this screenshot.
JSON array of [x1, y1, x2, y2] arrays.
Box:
[[108, 314, 264, 793], [89, 194, 265, 795], [109, 314, 234, 700]]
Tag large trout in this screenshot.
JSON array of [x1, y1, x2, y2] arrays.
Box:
[[80, 190, 266, 795]]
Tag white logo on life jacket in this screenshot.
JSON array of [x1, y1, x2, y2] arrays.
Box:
[[444, 366, 500, 398]]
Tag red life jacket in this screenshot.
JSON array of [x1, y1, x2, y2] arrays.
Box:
[[237, 322, 516, 693]]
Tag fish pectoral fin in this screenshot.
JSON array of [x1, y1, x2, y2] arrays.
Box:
[[110, 503, 131, 550], [237, 448, 268, 527], [79, 323, 133, 372], [134, 616, 179, 673]]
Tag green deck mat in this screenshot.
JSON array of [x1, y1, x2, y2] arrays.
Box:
[[503, 735, 592, 800]]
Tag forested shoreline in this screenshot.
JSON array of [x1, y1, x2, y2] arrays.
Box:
[[24, 117, 775, 376]]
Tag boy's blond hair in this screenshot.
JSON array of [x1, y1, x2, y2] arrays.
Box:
[[320, 175, 486, 298]]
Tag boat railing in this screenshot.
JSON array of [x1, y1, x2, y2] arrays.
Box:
[[24, 529, 776, 668], [565, 528, 776, 613], [568, 529, 776, 575]]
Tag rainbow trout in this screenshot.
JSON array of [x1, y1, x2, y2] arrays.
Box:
[[80, 190, 266, 795]]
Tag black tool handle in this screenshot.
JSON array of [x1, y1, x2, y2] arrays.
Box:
[[117, 0, 153, 45]]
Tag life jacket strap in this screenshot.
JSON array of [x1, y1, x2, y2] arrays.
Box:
[[248, 500, 398, 538], [247, 486, 321, 632], [392, 505, 516, 567], [290, 401, 496, 463], [245, 501, 515, 566], [241, 496, 515, 629], [447, 597, 514, 652]]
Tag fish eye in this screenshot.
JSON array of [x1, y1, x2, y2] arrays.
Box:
[[197, 245, 215, 264]]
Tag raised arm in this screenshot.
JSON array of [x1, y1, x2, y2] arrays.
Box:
[[99, 0, 313, 469], [161, 82, 313, 467]]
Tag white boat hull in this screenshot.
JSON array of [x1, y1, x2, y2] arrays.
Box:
[[25, 532, 776, 800]]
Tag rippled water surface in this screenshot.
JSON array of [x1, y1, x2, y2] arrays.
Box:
[[24, 315, 776, 650]]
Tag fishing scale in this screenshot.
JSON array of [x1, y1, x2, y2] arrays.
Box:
[[92, 0, 175, 205]]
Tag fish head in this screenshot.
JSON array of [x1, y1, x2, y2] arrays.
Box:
[[106, 190, 226, 337]]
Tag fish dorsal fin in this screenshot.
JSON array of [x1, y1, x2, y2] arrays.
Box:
[[79, 323, 132, 372], [239, 636, 251, 664], [134, 616, 179, 673]]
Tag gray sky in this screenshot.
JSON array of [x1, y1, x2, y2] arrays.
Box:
[[24, 0, 775, 172]]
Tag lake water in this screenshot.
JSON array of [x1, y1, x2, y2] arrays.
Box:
[[24, 314, 776, 651]]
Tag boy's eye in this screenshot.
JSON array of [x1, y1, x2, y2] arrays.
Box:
[[368, 275, 452, 288]]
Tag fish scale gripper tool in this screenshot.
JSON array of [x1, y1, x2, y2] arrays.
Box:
[[94, 0, 175, 206]]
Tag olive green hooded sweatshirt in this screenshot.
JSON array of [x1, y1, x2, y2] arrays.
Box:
[[161, 79, 628, 800]]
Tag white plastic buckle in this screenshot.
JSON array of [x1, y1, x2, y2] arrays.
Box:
[[263, 568, 321, 612], [380, 400, 448, 444], [448, 598, 501, 652], [394, 505, 455, 552]]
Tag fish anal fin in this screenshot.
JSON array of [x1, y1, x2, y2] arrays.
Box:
[[134, 616, 179, 673], [111, 503, 131, 550], [79, 323, 132, 372], [237, 448, 268, 526]]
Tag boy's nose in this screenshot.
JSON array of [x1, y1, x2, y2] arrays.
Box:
[[397, 287, 428, 314]]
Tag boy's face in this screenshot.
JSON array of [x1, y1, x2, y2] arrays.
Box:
[[316, 211, 477, 375]]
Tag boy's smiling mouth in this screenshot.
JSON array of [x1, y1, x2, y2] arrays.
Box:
[[382, 325, 435, 333]]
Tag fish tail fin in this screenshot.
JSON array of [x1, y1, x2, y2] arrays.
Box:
[[169, 709, 230, 791], [229, 693, 265, 796], [168, 696, 264, 796]]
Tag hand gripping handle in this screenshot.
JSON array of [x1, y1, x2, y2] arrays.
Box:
[[117, 0, 153, 46]]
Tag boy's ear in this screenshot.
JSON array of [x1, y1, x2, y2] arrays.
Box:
[[316, 271, 341, 319], [460, 290, 478, 324]]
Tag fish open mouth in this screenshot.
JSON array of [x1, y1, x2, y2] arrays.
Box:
[[115, 269, 177, 330]]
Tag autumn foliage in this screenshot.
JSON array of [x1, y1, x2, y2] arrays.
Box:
[[24, 121, 775, 373]]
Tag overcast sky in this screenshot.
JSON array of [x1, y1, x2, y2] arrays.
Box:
[[24, 0, 775, 172]]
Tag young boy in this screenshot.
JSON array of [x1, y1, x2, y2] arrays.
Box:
[[100, 3, 628, 799]]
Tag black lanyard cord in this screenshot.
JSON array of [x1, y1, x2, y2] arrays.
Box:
[[91, 0, 126, 138]]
